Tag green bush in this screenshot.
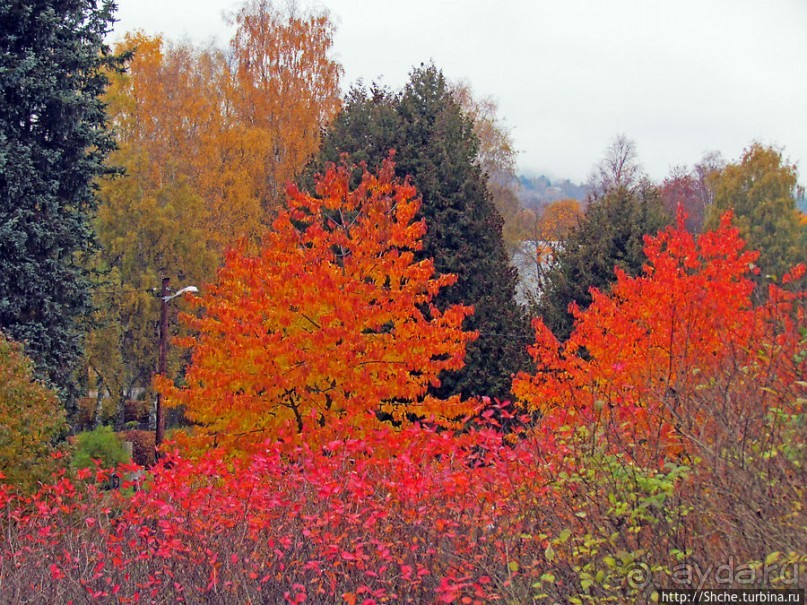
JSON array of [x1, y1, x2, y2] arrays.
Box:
[[71, 426, 130, 470]]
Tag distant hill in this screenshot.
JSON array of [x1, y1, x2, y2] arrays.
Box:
[[517, 174, 588, 211]]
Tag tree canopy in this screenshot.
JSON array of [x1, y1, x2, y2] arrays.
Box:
[[310, 65, 531, 401], [536, 183, 671, 341], [705, 143, 806, 288], [161, 159, 476, 454], [0, 0, 119, 407], [89, 3, 343, 423], [0, 332, 66, 491]]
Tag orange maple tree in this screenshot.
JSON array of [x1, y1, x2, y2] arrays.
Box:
[[161, 158, 477, 453], [513, 211, 805, 460]]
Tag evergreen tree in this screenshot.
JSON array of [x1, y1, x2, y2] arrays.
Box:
[[311, 83, 400, 178], [537, 183, 671, 341], [0, 0, 119, 408], [310, 65, 531, 401]]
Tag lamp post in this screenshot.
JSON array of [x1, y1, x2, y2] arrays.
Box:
[[156, 278, 198, 450]]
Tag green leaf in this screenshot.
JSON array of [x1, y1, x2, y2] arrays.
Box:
[[765, 552, 781, 566]]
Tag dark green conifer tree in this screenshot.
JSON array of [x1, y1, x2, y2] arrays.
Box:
[[0, 0, 119, 409], [310, 65, 531, 401], [537, 183, 671, 341]]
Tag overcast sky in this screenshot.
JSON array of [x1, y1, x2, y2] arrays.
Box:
[[110, 0, 807, 184]]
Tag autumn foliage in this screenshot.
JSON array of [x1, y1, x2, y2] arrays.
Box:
[[231, 0, 343, 206], [87, 3, 344, 424], [0, 413, 554, 604], [104, 4, 342, 246], [535, 198, 583, 242], [3, 0, 806, 598], [161, 159, 477, 453], [2, 214, 803, 603], [513, 211, 804, 459], [0, 333, 66, 491]]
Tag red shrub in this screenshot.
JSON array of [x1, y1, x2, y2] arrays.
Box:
[[119, 430, 156, 467]]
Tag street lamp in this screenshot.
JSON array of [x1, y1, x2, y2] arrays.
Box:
[[156, 277, 198, 451], [164, 285, 199, 302]]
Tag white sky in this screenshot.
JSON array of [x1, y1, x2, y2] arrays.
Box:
[[110, 0, 807, 184]]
